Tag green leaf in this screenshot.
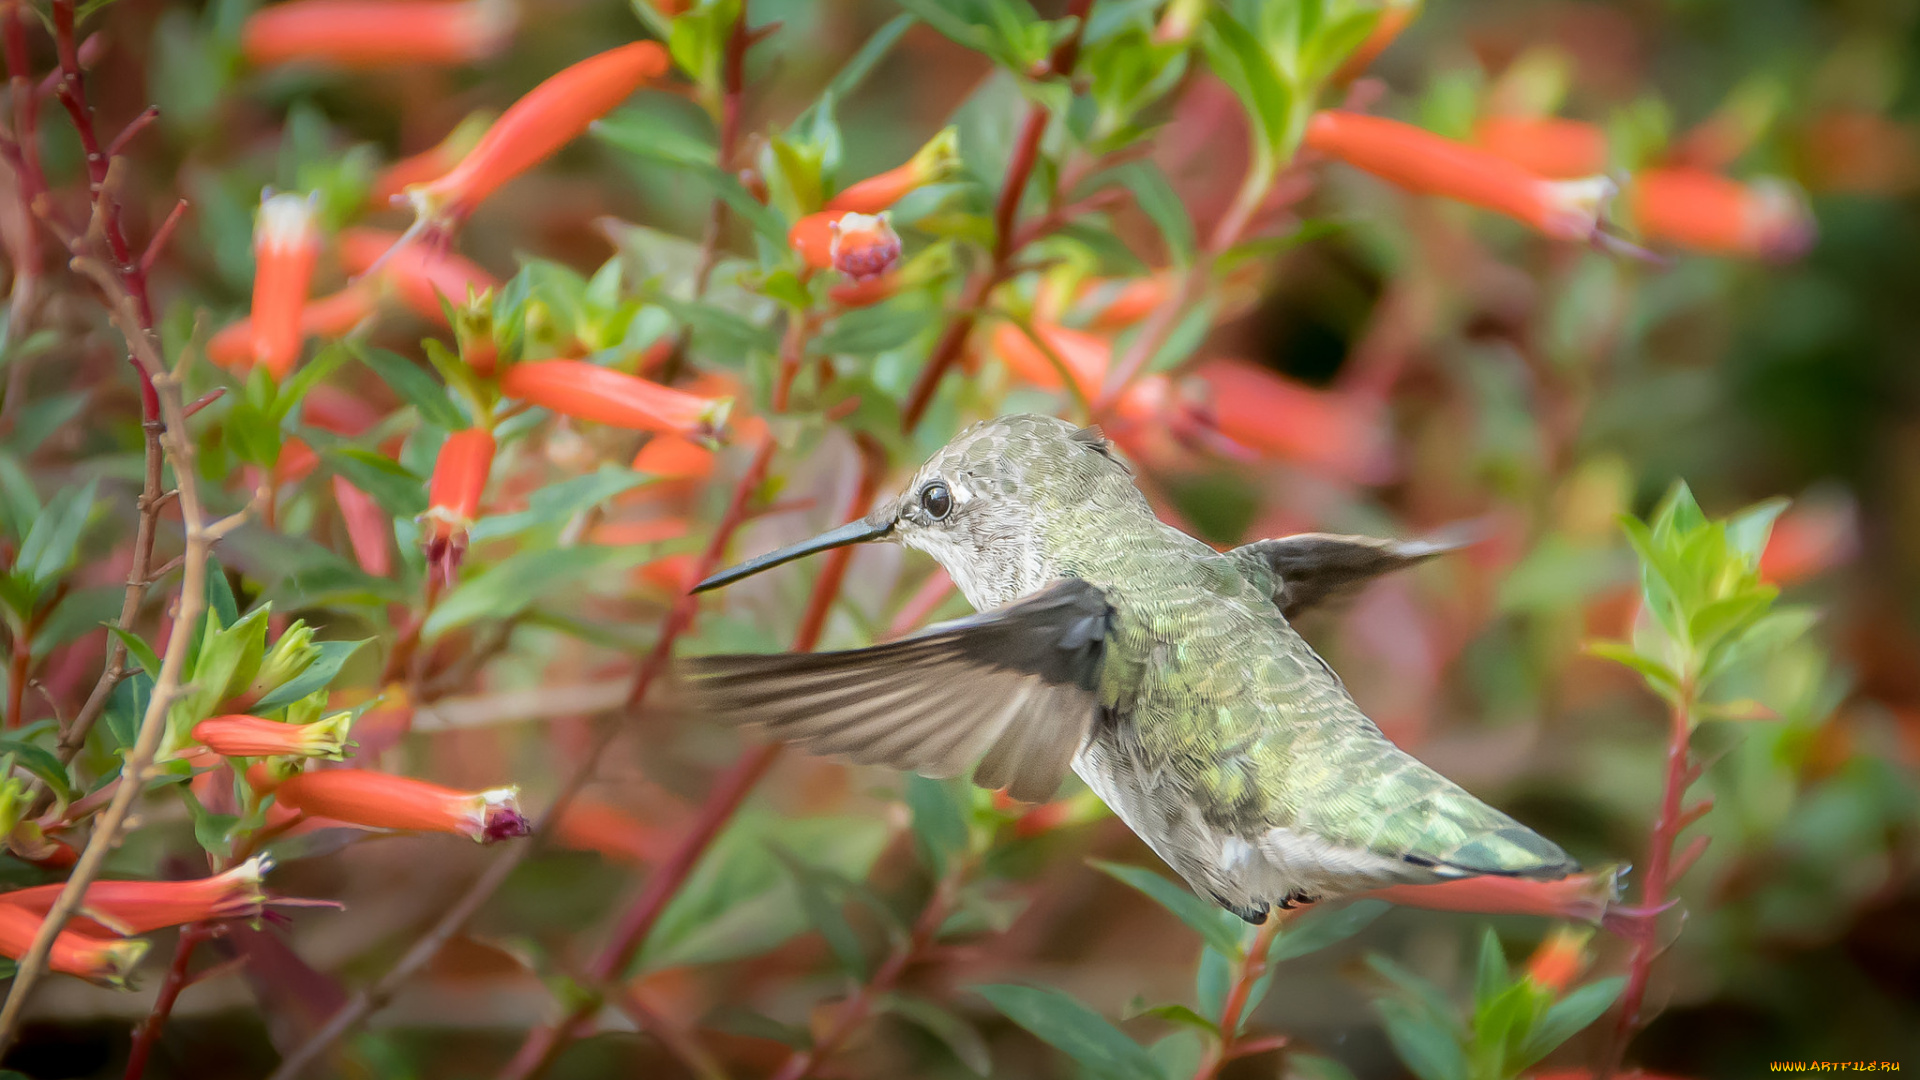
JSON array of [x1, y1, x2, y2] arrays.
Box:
[[1091, 859, 1242, 958], [1376, 998, 1469, 1080], [1515, 977, 1624, 1070], [1472, 927, 1510, 1011], [423, 545, 644, 639], [107, 627, 162, 679], [1290, 1052, 1362, 1080], [319, 447, 428, 519], [769, 844, 867, 976], [814, 14, 915, 112], [1366, 954, 1463, 1036], [878, 992, 993, 1076], [653, 294, 781, 358], [815, 298, 939, 357], [104, 672, 151, 751], [974, 983, 1164, 1080], [0, 738, 72, 805], [180, 786, 238, 861], [905, 774, 968, 876], [351, 345, 470, 431], [1270, 899, 1389, 962], [1101, 162, 1196, 264], [1200, 7, 1293, 155], [1195, 943, 1230, 1021], [273, 342, 354, 423], [252, 638, 367, 712], [1582, 640, 1678, 694], [596, 110, 790, 243], [1128, 1002, 1219, 1036], [205, 557, 241, 629], [1725, 497, 1790, 566], [15, 478, 98, 589]]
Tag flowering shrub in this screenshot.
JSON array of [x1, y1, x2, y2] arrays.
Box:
[[0, 0, 1912, 1077]]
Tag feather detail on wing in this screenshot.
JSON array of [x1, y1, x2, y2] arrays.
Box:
[[681, 578, 1113, 804]]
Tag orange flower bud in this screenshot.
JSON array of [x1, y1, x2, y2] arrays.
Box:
[[630, 434, 715, 480], [372, 111, 495, 205], [825, 126, 960, 214], [990, 321, 1108, 401], [588, 518, 689, 546], [1193, 360, 1392, 484], [271, 769, 531, 842], [1629, 168, 1815, 261], [0, 904, 146, 984], [1307, 110, 1614, 241], [829, 212, 902, 280], [827, 272, 900, 308], [789, 210, 844, 271], [1361, 866, 1623, 924], [333, 475, 393, 577], [337, 227, 498, 323], [1472, 115, 1610, 180], [422, 428, 495, 587], [0, 856, 275, 935], [1330, 0, 1421, 84], [210, 282, 380, 372], [192, 714, 353, 760], [249, 193, 320, 380], [553, 799, 674, 863], [241, 0, 515, 70], [1524, 926, 1593, 995], [501, 360, 730, 437], [408, 42, 669, 228]]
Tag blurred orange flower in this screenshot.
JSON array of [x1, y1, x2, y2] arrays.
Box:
[[1629, 168, 1815, 260], [249, 193, 319, 380], [1192, 360, 1393, 484], [209, 282, 380, 371], [0, 855, 274, 935], [825, 127, 959, 214], [407, 41, 669, 228], [423, 427, 496, 587], [241, 0, 515, 69], [1473, 115, 1610, 179], [1362, 866, 1622, 923], [193, 713, 353, 760], [1308, 110, 1613, 241], [0, 905, 145, 985], [337, 227, 498, 323]]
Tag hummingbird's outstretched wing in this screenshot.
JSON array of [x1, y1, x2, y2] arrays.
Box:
[[681, 578, 1113, 803], [1229, 530, 1472, 620]]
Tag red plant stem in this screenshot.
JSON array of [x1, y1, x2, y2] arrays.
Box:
[[769, 870, 961, 1080], [1605, 685, 1696, 1075], [899, 0, 1095, 431], [1192, 918, 1284, 1080], [496, 440, 891, 1080], [47, 0, 160, 420], [123, 921, 214, 1080]]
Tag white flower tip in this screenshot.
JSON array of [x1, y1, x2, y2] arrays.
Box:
[[255, 192, 319, 254]]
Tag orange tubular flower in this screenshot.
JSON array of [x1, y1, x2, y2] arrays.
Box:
[[1472, 115, 1610, 180], [1361, 866, 1623, 924], [1629, 168, 1815, 261], [422, 428, 495, 587], [501, 360, 730, 437], [788, 211, 903, 279], [372, 111, 495, 205], [332, 475, 393, 577], [338, 227, 498, 323], [0, 905, 146, 984], [192, 714, 353, 760], [1076, 275, 1175, 331], [248, 193, 320, 379], [824, 126, 960, 214], [210, 282, 380, 372], [788, 211, 845, 270], [554, 799, 675, 864], [1306, 110, 1614, 241], [991, 321, 1108, 401], [241, 0, 515, 70], [0, 856, 274, 935], [270, 769, 532, 843], [1524, 926, 1593, 995], [407, 41, 669, 228], [1193, 360, 1393, 484], [1759, 496, 1857, 585], [827, 272, 900, 308]]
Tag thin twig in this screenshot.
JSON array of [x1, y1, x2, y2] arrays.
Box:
[[1191, 918, 1284, 1080], [123, 921, 215, 1080], [0, 275, 229, 1054], [604, 980, 731, 1080]]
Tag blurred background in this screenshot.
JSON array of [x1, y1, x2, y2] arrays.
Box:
[[0, 0, 1916, 1077]]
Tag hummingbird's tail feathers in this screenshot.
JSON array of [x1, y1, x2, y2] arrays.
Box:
[[680, 578, 1113, 804], [1231, 529, 1475, 622], [1413, 824, 1581, 881]]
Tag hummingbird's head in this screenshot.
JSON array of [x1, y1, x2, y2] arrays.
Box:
[[693, 414, 1140, 607]]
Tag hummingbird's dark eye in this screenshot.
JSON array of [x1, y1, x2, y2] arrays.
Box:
[[919, 482, 952, 520]]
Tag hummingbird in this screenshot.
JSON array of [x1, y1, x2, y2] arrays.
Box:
[[683, 414, 1575, 922]]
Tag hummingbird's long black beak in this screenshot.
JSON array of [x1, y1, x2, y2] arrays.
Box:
[[693, 515, 895, 593]]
